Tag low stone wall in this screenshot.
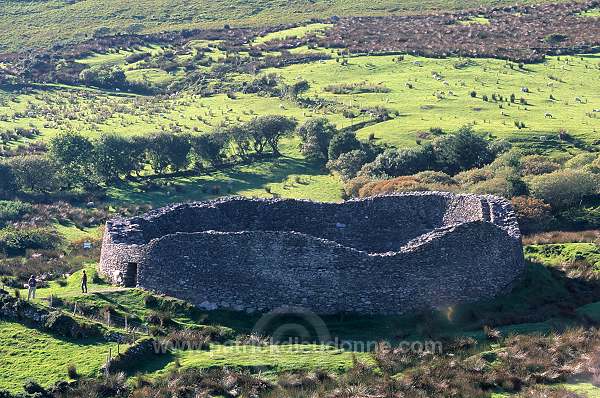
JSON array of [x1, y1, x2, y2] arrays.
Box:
[[99, 193, 525, 314]]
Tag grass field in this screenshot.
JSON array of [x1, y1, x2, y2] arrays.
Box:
[[253, 23, 333, 45], [0, 88, 347, 141], [3, 52, 598, 149], [524, 243, 600, 267], [0, 321, 120, 393], [141, 344, 372, 379], [270, 53, 600, 148], [0, 0, 564, 52]]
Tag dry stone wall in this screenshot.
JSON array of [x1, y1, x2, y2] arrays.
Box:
[[99, 192, 525, 314]]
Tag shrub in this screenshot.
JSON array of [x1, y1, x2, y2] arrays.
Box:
[[528, 169, 598, 208], [358, 176, 430, 197], [343, 175, 372, 198], [511, 196, 554, 233], [0, 200, 32, 226], [589, 156, 600, 174], [67, 364, 79, 379], [565, 153, 598, 170], [79, 65, 128, 89], [44, 311, 102, 339], [144, 294, 158, 308], [326, 149, 373, 180], [520, 155, 561, 176], [328, 131, 361, 160], [455, 167, 494, 186], [556, 206, 600, 230], [470, 177, 516, 197], [147, 310, 172, 327], [0, 227, 63, 256], [0, 162, 17, 198], [360, 145, 435, 178], [413, 171, 457, 185]]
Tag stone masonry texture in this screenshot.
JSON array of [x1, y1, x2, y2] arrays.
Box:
[[99, 192, 525, 314]]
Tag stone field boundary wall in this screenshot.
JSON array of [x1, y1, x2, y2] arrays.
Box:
[[99, 192, 525, 314]]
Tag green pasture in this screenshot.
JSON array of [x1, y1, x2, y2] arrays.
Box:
[[253, 23, 333, 45], [8, 242, 600, 391], [524, 243, 600, 267], [141, 344, 372, 379], [458, 16, 490, 25], [0, 88, 348, 141], [269, 53, 600, 147], [579, 8, 600, 17], [0, 321, 120, 393]]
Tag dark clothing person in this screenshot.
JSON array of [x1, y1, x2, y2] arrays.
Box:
[[81, 271, 88, 293], [27, 276, 37, 301]]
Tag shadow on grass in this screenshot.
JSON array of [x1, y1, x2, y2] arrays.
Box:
[[109, 155, 328, 206], [196, 260, 600, 346], [132, 351, 177, 375]]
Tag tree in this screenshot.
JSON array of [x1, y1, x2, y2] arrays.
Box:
[[360, 145, 435, 178], [189, 132, 229, 167], [8, 156, 59, 193], [123, 136, 149, 177], [49, 132, 94, 167], [328, 131, 361, 161], [245, 115, 297, 156], [93, 134, 136, 182], [327, 149, 372, 180], [297, 118, 337, 163], [146, 132, 191, 174], [225, 125, 252, 160], [49, 132, 96, 189], [0, 162, 17, 198], [79, 65, 127, 89], [432, 126, 494, 174]]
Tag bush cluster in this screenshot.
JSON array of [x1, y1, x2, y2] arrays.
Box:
[[0, 227, 62, 256], [346, 144, 600, 233]]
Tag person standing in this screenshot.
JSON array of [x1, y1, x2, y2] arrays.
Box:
[[81, 270, 88, 293], [27, 275, 37, 301]]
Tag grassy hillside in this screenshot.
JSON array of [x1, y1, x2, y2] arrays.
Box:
[[271, 53, 600, 147], [0, 321, 120, 392], [0, 0, 561, 52]]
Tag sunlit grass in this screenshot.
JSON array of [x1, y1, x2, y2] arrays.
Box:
[[0, 321, 121, 393]]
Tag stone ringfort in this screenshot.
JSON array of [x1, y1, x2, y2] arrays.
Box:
[[99, 192, 525, 314]]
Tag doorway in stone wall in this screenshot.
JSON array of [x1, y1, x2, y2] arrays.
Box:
[[124, 262, 138, 287]]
